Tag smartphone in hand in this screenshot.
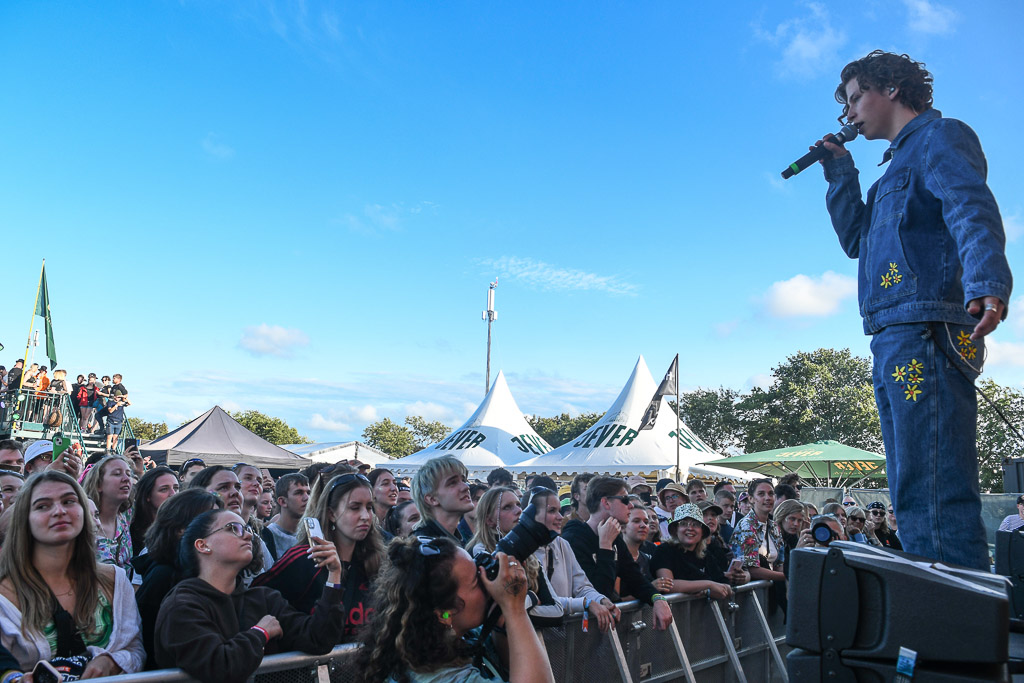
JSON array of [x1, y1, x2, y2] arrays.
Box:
[[305, 518, 324, 540], [33, 660, 63, 683]]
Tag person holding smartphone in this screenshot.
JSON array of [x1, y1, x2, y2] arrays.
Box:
[[154, 509, 345, 683], [253, 471, 385, 642]]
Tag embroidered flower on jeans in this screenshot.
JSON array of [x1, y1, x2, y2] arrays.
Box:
[[891, 365, 907, 382], [904, 384, 922, 401], [908, 359, 924, 375], [956, 330, 972, 347], [881, 273, 893, 288]]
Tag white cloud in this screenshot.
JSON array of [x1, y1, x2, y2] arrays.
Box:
[[403, 401, 454, 423], [745, 373, 775, 391], [239, 324, 310, 357], [309, 414, 352, 433], [984, 338, 1024, 368], [201, 133, 235, 159], [754, 2, 847, 80], [764, 271, 857, 317], [482, 256, 639, 296], [904, 0, 957, 35], [339, 201, 436, 235]]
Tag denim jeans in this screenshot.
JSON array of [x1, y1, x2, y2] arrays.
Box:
[[870, 322, 988, 569]]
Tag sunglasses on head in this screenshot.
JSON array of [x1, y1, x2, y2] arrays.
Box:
[[181, 459, 205, 471], [416, 536, 442, 557], [327, 473, 371, 499]]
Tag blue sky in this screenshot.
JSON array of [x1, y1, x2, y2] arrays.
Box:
[[2, 1, 1022, 444]]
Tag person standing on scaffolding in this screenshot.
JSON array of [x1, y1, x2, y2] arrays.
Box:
[[814, 51, 1012, 570]]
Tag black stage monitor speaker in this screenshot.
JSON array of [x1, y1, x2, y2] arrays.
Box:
[[996, 529, 1024, 620], [1003, 458, 1024, 494], [787, 542, 1011, 681]]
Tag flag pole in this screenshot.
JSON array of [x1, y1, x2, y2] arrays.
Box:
[[675, 353, 681, 482], [19, 259, 45, 392]]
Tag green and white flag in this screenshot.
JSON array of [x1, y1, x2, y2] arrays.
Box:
[[36, 265, 57, 369]]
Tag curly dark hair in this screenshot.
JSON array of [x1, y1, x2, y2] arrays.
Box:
[[355, 536, 473, 683], [835, 50, 933, 124]]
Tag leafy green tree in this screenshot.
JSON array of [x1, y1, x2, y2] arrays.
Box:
[[976, 378, 1024, 493], [126, 417, 169, 441], [405, 416, 449, 448], [527, 412, 603, 448], [229, 410, 311, 445], [673, 387, 742, 454], [736, 348, 882, 454], [362, 418, 419, 457]]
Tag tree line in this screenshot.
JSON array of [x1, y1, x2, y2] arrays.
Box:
[[125, 347, 1024, 492]]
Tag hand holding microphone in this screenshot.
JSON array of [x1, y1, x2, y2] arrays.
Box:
[[781, 124, 858, 179]]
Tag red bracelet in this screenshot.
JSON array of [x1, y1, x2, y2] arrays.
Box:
[[251, 625, 270, 644]]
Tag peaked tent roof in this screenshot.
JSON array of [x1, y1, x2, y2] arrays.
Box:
[[390, 371, 554, 479], [280, 441, 392, 467], [140, 405, 310, 469], [507, 356, 748, 481]]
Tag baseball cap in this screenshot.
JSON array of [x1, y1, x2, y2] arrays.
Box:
[[696, 499, 724, 517], [626, 475, 651, 491], [25, 439, 54, 465]]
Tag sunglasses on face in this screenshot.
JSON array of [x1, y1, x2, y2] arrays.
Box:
[[869, 510, 885, 516], [606, 495, 632, 506], [842, 501, 856, 506], [850, 516, 866, 523], [205, 522, 253, 539]]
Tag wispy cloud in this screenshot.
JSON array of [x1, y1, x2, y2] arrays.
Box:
[[201, 133, 235, 160], [904, 0, 957, 35], [984, 339, 1024, 369], [1004, 211, 1023, 243], [481, 256, 639, 296], [763, 271, 857, 317], [754, 2, 847, 80], [239, 324, 310, 358], [338, 201, 436, 235]]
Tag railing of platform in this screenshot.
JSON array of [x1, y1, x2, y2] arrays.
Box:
[[97, 581, 787, 683], [0, 390, 88, 449]]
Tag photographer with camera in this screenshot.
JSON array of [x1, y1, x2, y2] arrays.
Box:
[[356, 536, 554, 683], [796, 514, 847, 550], [561, 476, 673, 631]]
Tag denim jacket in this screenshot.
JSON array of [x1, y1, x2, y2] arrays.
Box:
[[822, 109, 1012, 334]]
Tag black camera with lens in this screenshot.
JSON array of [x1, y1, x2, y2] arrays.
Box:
[[811, 514, 839, 546], [475, 499, 557, 580]]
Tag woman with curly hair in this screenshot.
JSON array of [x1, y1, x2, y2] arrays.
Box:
[[0, 471, 145, 678], [356, 535, 553, 683], [253, 471, 385, 641]]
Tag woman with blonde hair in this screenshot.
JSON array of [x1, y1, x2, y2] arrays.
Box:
[[0, 471, 144, 677], [254, 471, 385, 642], [83, 454, 135, 575], [651, 503, 734, 600]]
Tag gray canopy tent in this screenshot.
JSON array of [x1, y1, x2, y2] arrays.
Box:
[[139, 405, 310, 470]]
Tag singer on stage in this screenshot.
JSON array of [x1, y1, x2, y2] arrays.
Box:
[[817, 50, 1012, 570]]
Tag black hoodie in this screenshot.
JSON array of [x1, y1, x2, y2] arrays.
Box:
[[154, 577, 345, 683]]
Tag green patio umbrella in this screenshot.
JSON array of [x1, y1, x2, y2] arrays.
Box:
[[699, 440, 886, 488]]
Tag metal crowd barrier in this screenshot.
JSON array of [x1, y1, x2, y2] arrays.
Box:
[[100, 581, 786, 683]]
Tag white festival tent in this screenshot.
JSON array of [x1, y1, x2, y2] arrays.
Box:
[[389, 371, 555, 479], [506, 356, 750, 481], [280, 441, 392, 467]]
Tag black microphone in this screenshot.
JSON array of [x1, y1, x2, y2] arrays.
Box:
[[781, 124, 858, 179]]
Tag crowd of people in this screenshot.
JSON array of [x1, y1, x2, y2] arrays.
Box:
[[0, 440, 909, 683], [0, 363, 131, 451]]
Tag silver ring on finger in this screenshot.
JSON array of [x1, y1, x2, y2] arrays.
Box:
[[985, 304, 998, 312]]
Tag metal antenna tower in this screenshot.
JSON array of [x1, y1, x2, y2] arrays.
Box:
[[482, 278, 498, 394]]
